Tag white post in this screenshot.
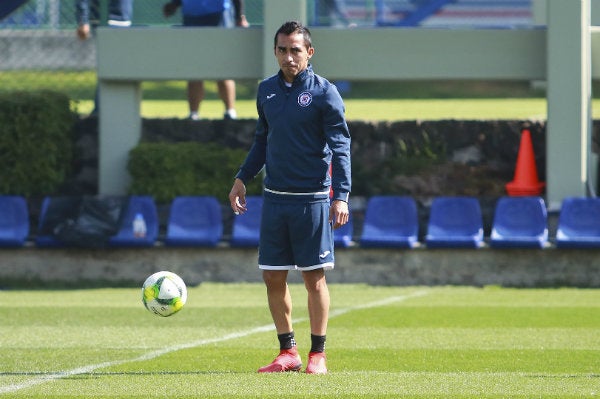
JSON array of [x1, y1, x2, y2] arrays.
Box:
[[546, 0, 592, 208], [98, 81, 141, 195], [262, 0, 307, 78]]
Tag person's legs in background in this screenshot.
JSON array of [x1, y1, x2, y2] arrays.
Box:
[[218, 79, 237, 120], [187, 80, 204, 120], [187, 80, 237, 120]]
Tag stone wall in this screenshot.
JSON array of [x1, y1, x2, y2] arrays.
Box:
[[70, 117, 549, 202]]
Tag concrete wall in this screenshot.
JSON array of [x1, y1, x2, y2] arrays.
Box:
[[1, 246, 599, 288]]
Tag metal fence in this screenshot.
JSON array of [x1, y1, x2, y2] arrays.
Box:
[[0, 0, 532, 104], [0, 0, 533, 29]]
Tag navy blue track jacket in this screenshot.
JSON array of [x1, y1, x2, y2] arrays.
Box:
[[236, 65, 351, 202]]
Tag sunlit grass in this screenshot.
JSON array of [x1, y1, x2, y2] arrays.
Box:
[[79, 97, 579, 121], [75, 98, 551, 121], [5, 70, 597, 120], [0, 284, 598, 398]]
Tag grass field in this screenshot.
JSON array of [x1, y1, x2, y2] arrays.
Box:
[[132, 98, 550, 121], [1, 283, 599, 398], [74, 79, 554, 120], [4, 70, 600, 120], [73, 96, 554, 120]]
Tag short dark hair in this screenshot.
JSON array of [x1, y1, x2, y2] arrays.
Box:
[[274, 20, 312, 49]]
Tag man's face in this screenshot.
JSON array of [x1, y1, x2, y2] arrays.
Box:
[[275, 32, 314, 83]]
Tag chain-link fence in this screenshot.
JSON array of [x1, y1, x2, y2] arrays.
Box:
[[0, 0, 389, 30], [0, 0, 376, 106], [0, 0, 532, 107]]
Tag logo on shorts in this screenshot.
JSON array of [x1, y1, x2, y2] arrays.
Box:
[[319, 250, 331, 259], [298, 91, 312, 107]]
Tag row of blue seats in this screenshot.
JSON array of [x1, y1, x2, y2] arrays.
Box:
[[0, 196, 161, 248], [0, 194, 599, 249], [343, 195, 600, 249]]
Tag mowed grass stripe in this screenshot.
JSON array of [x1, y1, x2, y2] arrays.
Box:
[[9, 371, 599, 398], [332, 327, 600, 350], [332, 348, 599, 373], [335, 306, 600, 328]]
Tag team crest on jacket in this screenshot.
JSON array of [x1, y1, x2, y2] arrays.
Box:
[[297, 91, 312, 107]]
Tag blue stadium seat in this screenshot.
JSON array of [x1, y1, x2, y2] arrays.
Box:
[[0, 0, 28, 21], [360, 196, 418, 248], [0, 195, 29, 247], [108, 196, 158, 247], [490, 196, 548, 248], [35, 196, 67, 247], [334, 211, 353, 248], [425, 196, 483, 248], [165, 196, 223, 247], [556, 197, 600, 248], [230, 196, 263, 247]]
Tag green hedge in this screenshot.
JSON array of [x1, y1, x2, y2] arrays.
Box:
[[0, 91, 75, 196], [128, 142, 263, 203]]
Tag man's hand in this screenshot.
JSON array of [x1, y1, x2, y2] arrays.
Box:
[[228, 178, 248, 215], [163, 2, 179, 17], [236, 14, 249, 27], [329, 200, 349, 230], [76, 23, 91, 40]]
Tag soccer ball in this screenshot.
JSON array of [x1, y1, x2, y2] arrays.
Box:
[[142, 271, 187, 317]]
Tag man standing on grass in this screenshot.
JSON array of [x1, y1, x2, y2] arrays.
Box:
[[228, 20, 351, 374]]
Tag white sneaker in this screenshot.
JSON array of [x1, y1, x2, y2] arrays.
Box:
[[224, 109, 237, 120]]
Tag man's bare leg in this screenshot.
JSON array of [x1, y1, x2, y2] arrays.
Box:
[[263, 270, 293, 333], [303, 268, 329, 374], [257, 269, 302, 373], [302, 268, 329, 335]]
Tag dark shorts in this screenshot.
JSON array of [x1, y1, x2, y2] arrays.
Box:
[[182, 10, 233, 28], [258, 196, 334, 271], [183, 12, 223, 27]]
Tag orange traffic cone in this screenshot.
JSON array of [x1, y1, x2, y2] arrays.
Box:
[[505, 129, 545, 196]]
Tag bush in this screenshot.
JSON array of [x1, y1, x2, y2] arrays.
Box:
[[128, 142, 262, 203], [0, 91, 76, 196]]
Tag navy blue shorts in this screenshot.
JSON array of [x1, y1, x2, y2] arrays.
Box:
[[183, 12, 223, 26], [258, 196, 334, 271], [182, 10, 233, 28]]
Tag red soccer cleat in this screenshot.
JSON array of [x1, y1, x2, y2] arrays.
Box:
[[257, 348, 302, 373], [305, 351, 327, 374]]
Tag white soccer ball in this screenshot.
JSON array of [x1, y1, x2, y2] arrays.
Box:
[[142, 271, 187, 317]]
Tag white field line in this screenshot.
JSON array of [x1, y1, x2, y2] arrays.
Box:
[[0, 289, 429, 394]]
